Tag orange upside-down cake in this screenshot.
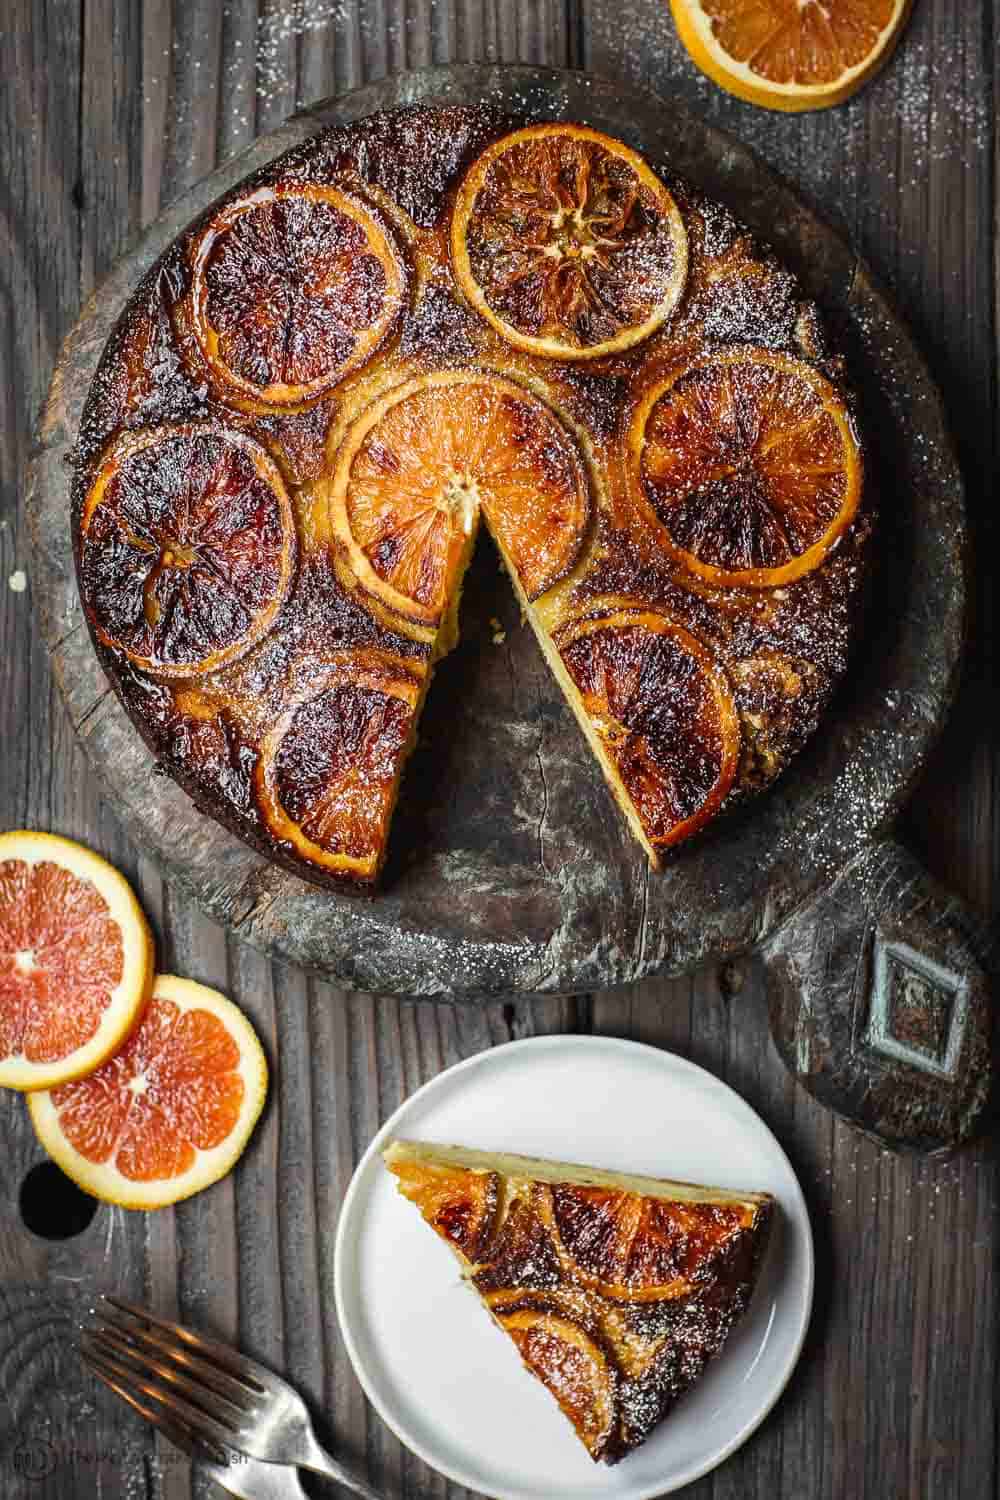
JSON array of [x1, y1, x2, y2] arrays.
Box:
[[73, 102, 870, 887], [385, 1140, 774, 1463]]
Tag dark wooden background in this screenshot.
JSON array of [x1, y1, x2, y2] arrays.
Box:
[[0, 3, 996, 1498]]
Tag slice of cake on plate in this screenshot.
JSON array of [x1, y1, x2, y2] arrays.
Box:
[[384, 1138, 773, 1464]]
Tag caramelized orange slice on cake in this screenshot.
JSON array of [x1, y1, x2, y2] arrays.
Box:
[[79, 424, 296, 677], [538, 1180, 751, 1301], [29, 974, 267, 1209], [385, 1149, 500, 1260], [670, 0, 913, 114], [191, 184, 405, 406], [451, 124, 688, 359], [384, 1141, 773, 1464], [0, 831, 153, 1092], [630, 347, 862, 588], [255, 651, 422, 882], [554, 609, 740, 861], [330, 372, 592, 626], [500, 1310, 616, 1460]]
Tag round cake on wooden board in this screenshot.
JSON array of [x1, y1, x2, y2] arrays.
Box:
[[70, 96, 871, 893]]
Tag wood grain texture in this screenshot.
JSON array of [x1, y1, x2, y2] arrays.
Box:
[[0, 5, 996, 1500]]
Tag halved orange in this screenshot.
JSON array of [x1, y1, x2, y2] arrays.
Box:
[[28, 974, 268, 1210], [670, 0, 912, 113], [630, 347, 862, 588], [0, 832, 153, 1092], [556, 609, 740, 856], [191, 184, 405, 406], [539, 1181, 749, 1302], [255, 650, 422, 881], [451, 124, 688, 360], [330, 371, 592, 626], [79, 424, 296, 677]]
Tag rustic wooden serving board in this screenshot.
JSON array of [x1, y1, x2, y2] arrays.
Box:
[[27, 65, 969, 1003]]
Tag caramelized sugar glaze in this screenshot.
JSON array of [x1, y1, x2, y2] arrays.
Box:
[[73, 102, 871, 887]]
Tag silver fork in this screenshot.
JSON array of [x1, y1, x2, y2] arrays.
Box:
[[81, 1295, 382, 1499], [82, 1347, 306, 1500]]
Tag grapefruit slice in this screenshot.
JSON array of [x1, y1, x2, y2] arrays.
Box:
[[79, 424, 296, 677], [669, 0, 912, 113], [0, 831, 153, 1092], [451, 124, 688, 359], [191, 184, 405, 406], [28, 974, 268, 1209], [630, 346, 862, 588], [329, 371, 591, 626], [255, 651, 422, 882], [555, 609, 741, 859]]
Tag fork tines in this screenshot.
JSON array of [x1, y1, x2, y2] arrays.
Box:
[[81, 1342, 232, 1468], [81, 1295, 264, 1459]]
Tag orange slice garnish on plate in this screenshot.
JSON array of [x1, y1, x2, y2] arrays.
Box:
[[28, 974, 268, 1209], [0, 831, 153, 1092], [451, 124, 688, 360], [79, 424, 297, 677], [630, 346, 862, 588], [669, 0, 913, 113], [255, 651, 422, 882], [329, 371, 592, 626], [191, 184, 405, 406], [556, 609, 740, 856]]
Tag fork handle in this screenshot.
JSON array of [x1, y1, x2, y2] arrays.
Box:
[[301, 1433, 384, 1499]]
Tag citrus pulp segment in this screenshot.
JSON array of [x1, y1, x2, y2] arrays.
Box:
[[0, 831, 153, 1092], [330, 371, 592, 625], [28, 974, 268, 1209], [451, 124, 688, 359], [192, 183, 405, 406], [631, 347, 862, 587], [79, 424, 297, 676], [255, 651, 423, 882], [556, 610, 741, 857], [669, 0, 913, 113]]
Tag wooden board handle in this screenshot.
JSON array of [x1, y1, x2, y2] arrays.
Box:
[[760, 838, 994, 1154]]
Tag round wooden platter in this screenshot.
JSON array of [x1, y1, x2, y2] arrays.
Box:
[[27, 64, 966, 1000]]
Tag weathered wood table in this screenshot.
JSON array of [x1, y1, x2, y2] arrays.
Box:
[[1, 3, 996, 1498]]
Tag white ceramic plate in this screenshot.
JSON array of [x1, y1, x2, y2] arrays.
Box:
[[334, 1035, 813, 1500]]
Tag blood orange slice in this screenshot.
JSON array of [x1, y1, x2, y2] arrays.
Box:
[[330, 371, 591, 626], [0, 831, 152, 1092], [255, 651, 422, 882], [670, 0, 912, 114], [451, 124, 688, 360], [630, 346, 862, 588], [79, 424, 296, 677], [494, 1308, 615, 1459], [28, 974, 268, 1209], [556, 609, 740, 859], [386, 1155, 500, 1261], [191, 184, 405, 406], [539, 1181, 752, 1302]]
